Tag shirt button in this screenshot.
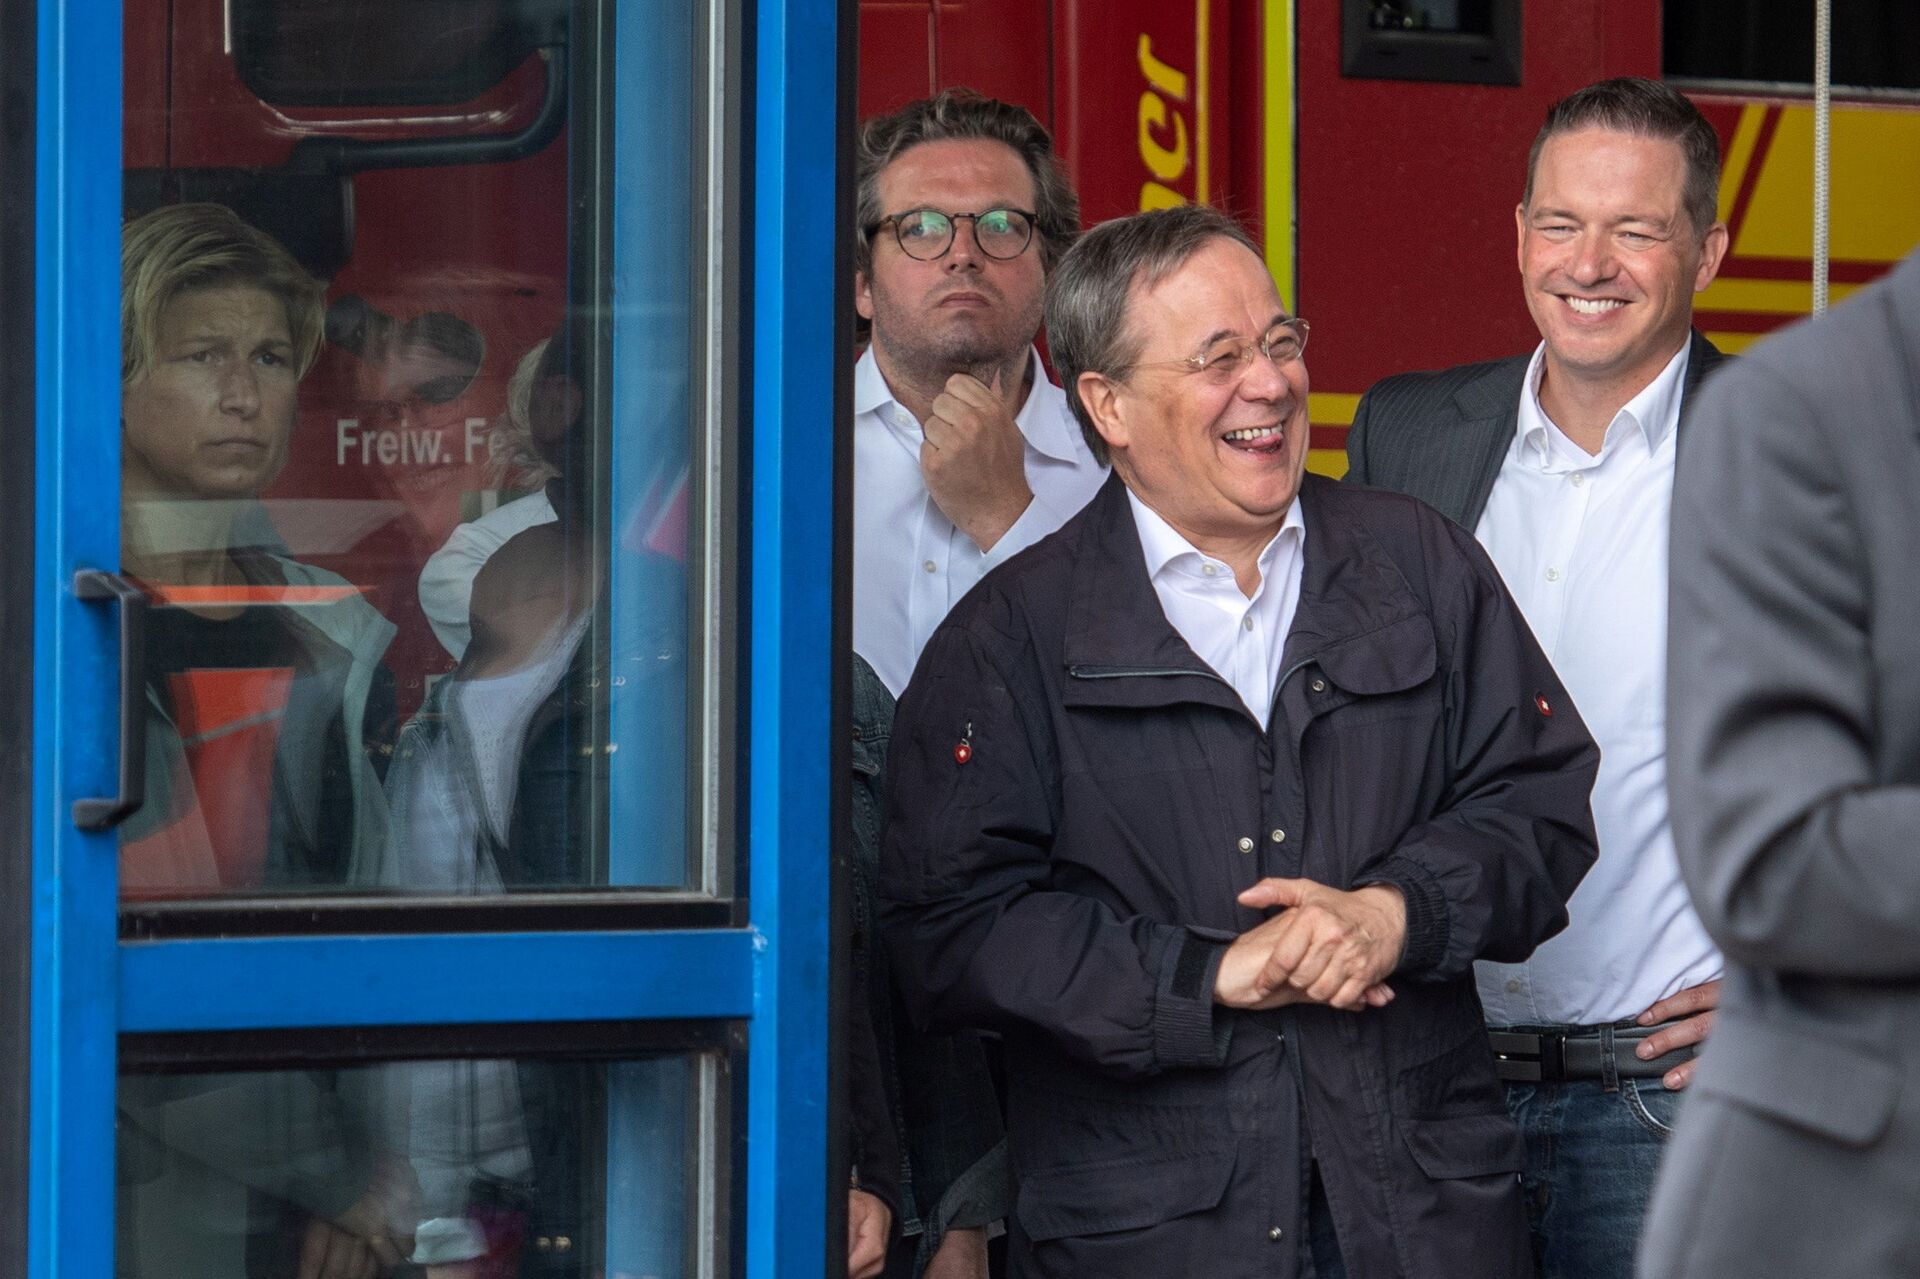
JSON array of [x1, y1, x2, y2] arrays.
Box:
[[1268, 1226, 1284, 1242], [1506, 978, 1523, 993], [1237, 836, 1254, 853], [1545, 567, 1561, 582], [1570, 472, 1586, 487], [1310, 677, 1327, 693], [1202, 564, 1219, 577], [1270, 828, 1286, 844], [922, 560, 937, 573], [1241, 615, 1254, 632]]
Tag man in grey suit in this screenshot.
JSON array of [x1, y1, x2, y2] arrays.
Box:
[[1640, 248, 1920, 1276], [1346, 79, 1730, 1279]]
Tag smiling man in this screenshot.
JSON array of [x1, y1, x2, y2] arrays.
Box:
[[1346, 79, 1731, 1279], [881, 204, 1599, 1277]]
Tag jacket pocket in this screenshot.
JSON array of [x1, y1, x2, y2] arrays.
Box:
[[1016, 1150, 1235, 1242], [1689, 1009, 1899, 1147], [1400, 1113, 1526, 1179]]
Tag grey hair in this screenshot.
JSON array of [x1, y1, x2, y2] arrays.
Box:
[[1524, 77, 1722, 234], [1045, 204, 1263, 465], [855, 88, 1079, 278]]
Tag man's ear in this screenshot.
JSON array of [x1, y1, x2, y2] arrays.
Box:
[[855, 269, 875, 322], [1514, 202, 1528, 277], [1694, 221, 1730, 293], [1078, 371, 1129, 456]]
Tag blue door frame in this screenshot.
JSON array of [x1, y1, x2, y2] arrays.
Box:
[[25, 0, 841, 1272]]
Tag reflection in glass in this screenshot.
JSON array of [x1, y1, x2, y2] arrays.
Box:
[[119, 0, 706, 898], [118, 1055, 700, 1278], [118, 204, 398, 900], [387, 322, 613, 891]]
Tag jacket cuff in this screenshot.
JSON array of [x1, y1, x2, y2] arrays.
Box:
[[1152, 928, 1233, 1069], [1359, 856, 1448, 977]]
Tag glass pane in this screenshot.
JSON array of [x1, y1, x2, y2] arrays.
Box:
[[1363, 0, 1493, 35], [118, 0, 716, 900], [1665, 0, 1920, 92], [118, 1054, 714, 1277]]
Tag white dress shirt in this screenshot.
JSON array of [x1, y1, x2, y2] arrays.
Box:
[[1475, 342, 1722, 1026], [854, 346, 1109, 696], [418, 491, 558, 659], [1128, 490, 1305, 727]]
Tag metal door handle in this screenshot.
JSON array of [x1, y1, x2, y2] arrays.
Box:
[[73, 569, 148, 831]]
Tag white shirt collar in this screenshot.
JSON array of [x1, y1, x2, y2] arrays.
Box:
[[853, 345, 1084, 463], [1127, 488, 1304, 593], [1519, 339, 1692, 463]]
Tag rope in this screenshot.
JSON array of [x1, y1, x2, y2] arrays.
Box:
[[1812, 0, 1832, 316]]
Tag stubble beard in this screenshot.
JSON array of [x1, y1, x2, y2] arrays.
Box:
[[869, 281, 1040, 401]]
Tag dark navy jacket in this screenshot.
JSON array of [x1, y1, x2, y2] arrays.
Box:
[[879, 473, 1599, 1278], [852, 655, 1007, 1269]]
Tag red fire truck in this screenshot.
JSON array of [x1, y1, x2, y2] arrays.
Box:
[[862, 0, 1920, 476], [122, 0, 1919, 711]]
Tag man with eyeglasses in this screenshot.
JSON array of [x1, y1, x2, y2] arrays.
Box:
[[853, 88, 1107, 701], [1345, 79, 1731, 1279], [845, 89, 1105, 1279], [880, 204, 1598, 1277]]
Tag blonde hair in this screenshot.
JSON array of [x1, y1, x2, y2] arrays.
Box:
[[489, 338, 560, 487], [122, 203, 326, 385]]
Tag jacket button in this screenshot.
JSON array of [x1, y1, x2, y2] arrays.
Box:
[[1309, 677, 1327, 693], [1268, 1226, 1284, 1241], [1270, 828, 1286, 843], [1236, 836, 1254, 853]]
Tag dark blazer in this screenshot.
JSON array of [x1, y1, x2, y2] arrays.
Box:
[[880, 473, 1598, 1278], [1641, 251, 1920, 1277], [1344, 331, 1727, 529]]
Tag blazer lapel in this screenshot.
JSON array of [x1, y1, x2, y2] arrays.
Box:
[[1676, 330, 1729, 434], [1447, 359, 1526, 530]]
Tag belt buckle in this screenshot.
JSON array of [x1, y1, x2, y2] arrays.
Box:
[[1490, 1030, 1565, 1082]]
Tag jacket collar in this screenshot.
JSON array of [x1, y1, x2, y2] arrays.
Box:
[[1677, 329, 1728, 431], [1449, 330, 1726, 524], [1061, 473, 1428, 719]]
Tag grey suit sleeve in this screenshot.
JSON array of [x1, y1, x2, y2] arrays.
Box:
[[1668, 359, 1920, 977]]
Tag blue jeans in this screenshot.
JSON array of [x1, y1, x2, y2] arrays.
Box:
[[1501, 1032, 1683, 1279]]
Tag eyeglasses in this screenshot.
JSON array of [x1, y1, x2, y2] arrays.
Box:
[[1126, 318, 1311, 386], [868, 208, 1039, 262]]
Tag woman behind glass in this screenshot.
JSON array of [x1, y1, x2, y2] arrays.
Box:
[[116, 203, 412, 1279], [117, 201, 396, 896]]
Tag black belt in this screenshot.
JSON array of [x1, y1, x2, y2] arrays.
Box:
[[1489, 1024, 1695, 1084]]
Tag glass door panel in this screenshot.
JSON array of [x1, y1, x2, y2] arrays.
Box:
[[118, 1048, 725, 1277], [117, 0, 720, 903]]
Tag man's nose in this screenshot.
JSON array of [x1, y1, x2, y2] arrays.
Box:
[[944, 219, 984, 270], [1568, 230, 1616, 284], [1240, 346, 1294, 401]]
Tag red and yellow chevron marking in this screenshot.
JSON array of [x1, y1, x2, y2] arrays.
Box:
[[1697, 100, 1920, 353]]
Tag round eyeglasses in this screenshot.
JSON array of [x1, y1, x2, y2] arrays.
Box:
[[868, 208, 1039, 262]]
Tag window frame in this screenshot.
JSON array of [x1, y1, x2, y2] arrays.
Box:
[[23, 0, 842, 1272]]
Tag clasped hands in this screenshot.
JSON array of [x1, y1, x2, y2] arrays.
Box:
[[1213, 878, 1406, 1013]]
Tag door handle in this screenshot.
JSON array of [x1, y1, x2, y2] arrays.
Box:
[[73, 569, 149, 831]]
